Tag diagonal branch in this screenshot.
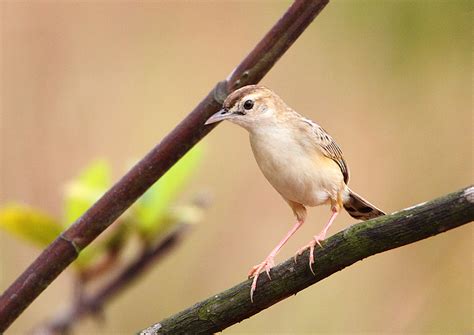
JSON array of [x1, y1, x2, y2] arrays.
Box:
[[0, 0, 330, 331], [138, 186, 474, 335]]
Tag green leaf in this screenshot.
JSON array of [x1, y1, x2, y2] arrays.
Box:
[[0, 204, 63, 247], [64, 160, 111, 226], [134, 145, 203, 236]]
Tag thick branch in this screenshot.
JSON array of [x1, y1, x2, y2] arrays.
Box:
[[0, 0, 329, 331], [138, 186, 474, 335]]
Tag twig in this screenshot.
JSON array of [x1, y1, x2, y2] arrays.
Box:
[[0, 0, 330, 331], [138, 186, 474, 335], [35, 223, 191, 335]]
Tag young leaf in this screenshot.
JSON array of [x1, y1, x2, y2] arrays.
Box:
[[134, 145, 203, 236], [64, 160, 111, 226], [0, 204, 63, 247]]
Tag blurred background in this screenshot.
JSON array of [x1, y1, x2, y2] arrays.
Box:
[[1, 0, 472, 334]]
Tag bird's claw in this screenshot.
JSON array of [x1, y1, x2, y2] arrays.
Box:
[[248, 257, 274, 302], [294, 241, 316, 275], [313, 232, 326, 248], [294, 234, 326, 275]]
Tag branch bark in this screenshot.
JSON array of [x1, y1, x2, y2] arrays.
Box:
[[0, 0, 330, 331], [138, 186, 474, 335]]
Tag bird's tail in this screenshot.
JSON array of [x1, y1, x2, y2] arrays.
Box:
[[343, 189, 385, 221]]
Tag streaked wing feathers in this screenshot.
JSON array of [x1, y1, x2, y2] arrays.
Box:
[[302, 118, 349, 184]]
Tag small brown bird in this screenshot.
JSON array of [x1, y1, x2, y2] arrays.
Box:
[[205, 85, 385, 301]]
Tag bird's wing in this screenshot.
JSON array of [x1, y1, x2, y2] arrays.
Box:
[[302, 118, 349, 184]]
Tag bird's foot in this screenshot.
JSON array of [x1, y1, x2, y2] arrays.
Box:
[[312, 231, 327, 248], [294, 233, 326, 275], [248, 256, 275, 302]]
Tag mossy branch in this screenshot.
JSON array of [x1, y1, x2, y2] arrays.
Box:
[[138, 186, 474, 335]]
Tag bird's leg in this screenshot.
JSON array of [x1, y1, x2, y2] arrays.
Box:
[[295, 209, 339, 274], [313, 208, 339, 247], [248, 219, 304, 302]]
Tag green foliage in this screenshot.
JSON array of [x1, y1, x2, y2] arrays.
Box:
[[133, 145, 203, 238], [0, 204, 63, 247], [64, 160, 111, 226], [0, 147, 203, 270]]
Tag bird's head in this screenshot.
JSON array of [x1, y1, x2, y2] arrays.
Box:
[[205, 85, 282, 131]]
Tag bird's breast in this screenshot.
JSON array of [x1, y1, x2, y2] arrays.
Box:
[[249, 128, 344, 207]]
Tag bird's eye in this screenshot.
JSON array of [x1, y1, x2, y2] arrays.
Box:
[[243, 99, 254, 110]]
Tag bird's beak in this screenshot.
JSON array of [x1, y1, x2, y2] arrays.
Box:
[[205, 109, 233, 125]]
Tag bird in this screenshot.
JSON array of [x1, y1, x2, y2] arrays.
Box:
[[205, 85, 385, 302]]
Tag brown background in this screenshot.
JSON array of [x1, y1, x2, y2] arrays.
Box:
[[1, 1, 472, 333]]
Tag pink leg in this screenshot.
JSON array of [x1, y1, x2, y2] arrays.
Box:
[[248, 219, 304, 302], [295, 209, 339, 275], [314, 209, 338, 247]]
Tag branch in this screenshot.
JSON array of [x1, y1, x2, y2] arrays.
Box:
[[138, 186, 474, 335], [0, 0, 330, 331], [35, 223, 191, 335]]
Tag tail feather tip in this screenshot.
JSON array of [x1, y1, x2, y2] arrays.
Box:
[[343, 190, 385, 221]]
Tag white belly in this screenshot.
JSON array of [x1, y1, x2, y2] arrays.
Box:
[[249, 129, 344, 207]]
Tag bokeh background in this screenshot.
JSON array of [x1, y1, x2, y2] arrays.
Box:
[[1, 1, 472, 334]]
